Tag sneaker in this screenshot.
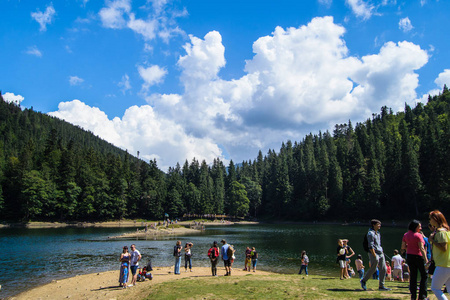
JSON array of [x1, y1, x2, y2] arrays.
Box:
[[360, 280, 367, 291], [379, 286, 391, 291], [127, 284, 133, 287]]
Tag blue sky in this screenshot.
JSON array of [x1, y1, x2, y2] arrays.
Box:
[[2, 0, 449, 171]]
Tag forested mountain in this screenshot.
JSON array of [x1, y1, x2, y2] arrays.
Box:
[[0, 87, 449, 222]]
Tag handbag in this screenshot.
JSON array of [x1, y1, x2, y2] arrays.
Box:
[[428, 260, 436, 275]]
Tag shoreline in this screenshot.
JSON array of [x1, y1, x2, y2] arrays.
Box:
[[11, 266, 273, 300]]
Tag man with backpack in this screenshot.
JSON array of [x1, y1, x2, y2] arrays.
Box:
[[221, 239, 232, 276], [360, 219, 391, 291]]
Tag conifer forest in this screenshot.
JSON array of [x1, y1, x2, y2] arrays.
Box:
[[0, 88, 449, 222]]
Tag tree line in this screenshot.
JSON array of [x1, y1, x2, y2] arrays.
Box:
[[0, 87, 449, 222]]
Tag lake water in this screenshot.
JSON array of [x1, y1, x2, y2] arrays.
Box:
[[0, 223, 410, 298]]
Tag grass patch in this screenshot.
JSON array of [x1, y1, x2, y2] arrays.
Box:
[[143, 274, 412, 299]]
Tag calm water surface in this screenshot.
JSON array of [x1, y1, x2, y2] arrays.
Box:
[[0, 223, 410, 298]]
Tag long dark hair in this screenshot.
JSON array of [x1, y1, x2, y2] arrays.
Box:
[[301, 250, 306, 259], [408, 220, 421, 232]]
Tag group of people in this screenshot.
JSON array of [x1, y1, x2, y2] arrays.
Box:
[[340, 210, 450, 300]]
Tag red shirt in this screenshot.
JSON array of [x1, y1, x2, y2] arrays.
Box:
[[402, 231, 424, 256]]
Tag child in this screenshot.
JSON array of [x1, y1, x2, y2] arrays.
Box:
[[355, 254, 365, 279], [385, 262, 392, 281], [137, 267, 147, 282], [298, 250, 309, 276], [347, 260, 355, 277], [121, 263, 129, 288]]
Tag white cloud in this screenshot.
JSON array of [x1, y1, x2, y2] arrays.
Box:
[[25, 46, 43, 57], [119, 74, 132, 94], [318, 0, 332, 7], [3, 92, 24, 104], [346, 0, 374, 20], [399, 17, 413, 32], [99, 0, 131, 29], [138, 65, 167, 90], [435, 69, 450, 88], [31, 3, 56, 31], [51, 16, 429, 170], [178, 31, 226, 87], [69, 76, 84, 86], [127, 13, 158, 41], [48, 100, 223, 171]]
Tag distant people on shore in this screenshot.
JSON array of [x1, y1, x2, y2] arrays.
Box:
[[299, 250, 309, 276], [184, 242, 194, 272], [401, 219, 428, 300], [208, 241, 220, 276], [428, 210, 450, 300], [119, 245, 130, 288], [360, 219, 390, 291], [173, 240, 182, 275]]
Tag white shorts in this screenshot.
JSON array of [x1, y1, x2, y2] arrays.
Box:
[[339, 260, 346, 269]]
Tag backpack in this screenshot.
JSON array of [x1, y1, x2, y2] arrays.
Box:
[[227, 245, 234, 258], [209, 247, 217, 259], [363, 233, 369, 252]]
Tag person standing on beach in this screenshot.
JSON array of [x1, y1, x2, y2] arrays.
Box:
[[360, 219, 390, 291], [129, 244, 141, 287], [337, 239, 348, 279], [299, 250, 309, 275], [208, 241, 220, 276], [391, 250, 403, 281], [342, 239, 355, 278], [174, 240, 182, 275], [244, 247, 252, 271], [119, 246, 130, 287], [251, 247, 258, 272], [221, 239, 232, 276], [184, 242, 194, 272]]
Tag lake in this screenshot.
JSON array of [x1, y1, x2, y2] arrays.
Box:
[[0, 223, 412, 298]]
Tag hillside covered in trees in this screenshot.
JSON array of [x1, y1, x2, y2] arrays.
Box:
[[0, 88, 449, 222]]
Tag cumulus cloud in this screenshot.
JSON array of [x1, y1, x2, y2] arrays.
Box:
[[51, 16, 429, 170], [127, 13, 158, 40], [31, 3, 56, 31], [435, 69, 450, 88], [49, 100, 223, 170], [138, 65, 167, 90], [99, 0, 131, 29], [25, 46, 43, 57], [346, 0, 374, 20], [399, 17, 413, 32], [3, 92, 25, 104], [69, 76, 84, 86]]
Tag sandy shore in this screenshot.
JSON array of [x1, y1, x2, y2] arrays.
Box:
[[11, 266, 272, 300], [107, 226, 203, 239]]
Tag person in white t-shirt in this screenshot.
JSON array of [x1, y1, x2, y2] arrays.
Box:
[[128, 244, 141, 287], [391, 249, 403, 281]]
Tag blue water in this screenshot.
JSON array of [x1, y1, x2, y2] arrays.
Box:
[[0, 223, 410, 298]]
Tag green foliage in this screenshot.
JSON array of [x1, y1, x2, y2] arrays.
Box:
[[0, 87, 449, 222]]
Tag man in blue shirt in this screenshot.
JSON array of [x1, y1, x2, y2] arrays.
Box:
[[221, 239, 231, 276], [360, 219, 391, 292]]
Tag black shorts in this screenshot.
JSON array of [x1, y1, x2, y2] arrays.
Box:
[[223, 259, 231, 267]]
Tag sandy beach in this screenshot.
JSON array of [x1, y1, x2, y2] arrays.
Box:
[[11, 266, 272, 300]]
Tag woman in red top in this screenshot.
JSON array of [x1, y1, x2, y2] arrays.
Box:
[[401, 220, 428, 300]]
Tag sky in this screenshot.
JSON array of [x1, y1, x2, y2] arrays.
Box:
[[2, 0, 450, 171]]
